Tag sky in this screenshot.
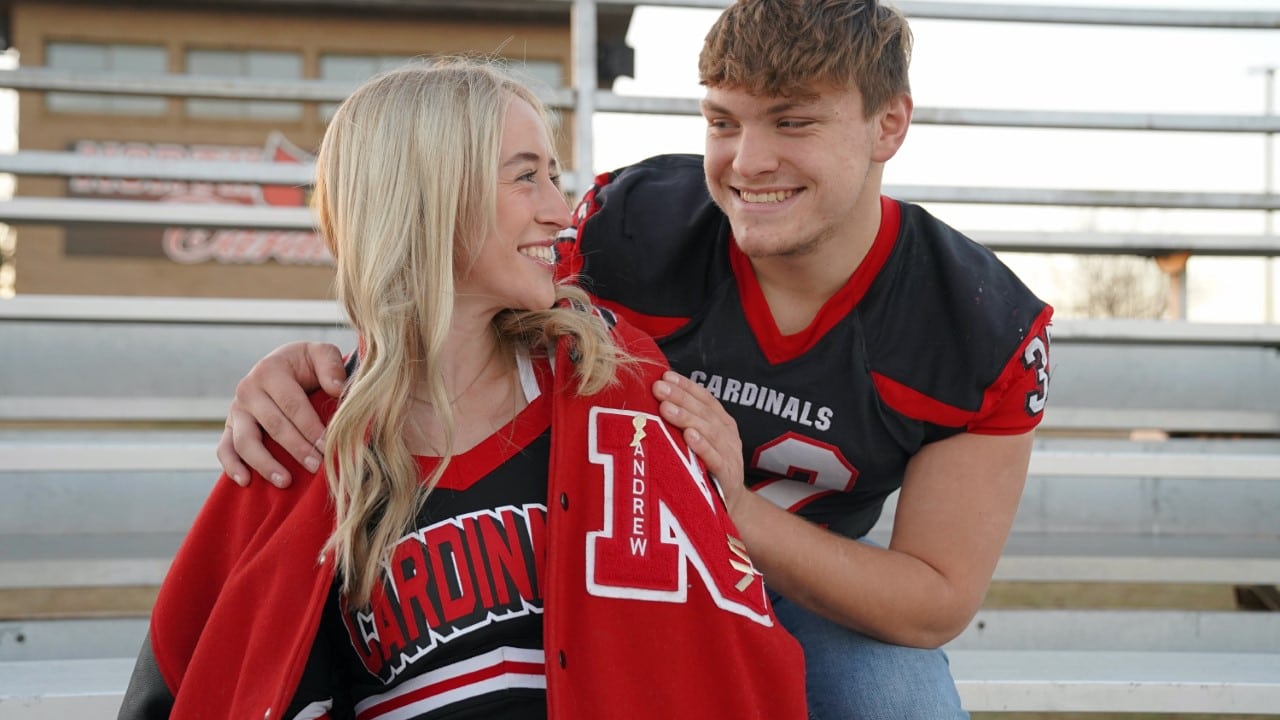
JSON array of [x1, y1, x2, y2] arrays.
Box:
[[594, 0, 1280, 323]]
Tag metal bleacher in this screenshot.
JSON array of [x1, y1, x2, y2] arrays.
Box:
[[2, 1, 1280, 717]]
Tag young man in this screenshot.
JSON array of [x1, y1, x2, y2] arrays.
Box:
[[219, 1, 1052, 716]]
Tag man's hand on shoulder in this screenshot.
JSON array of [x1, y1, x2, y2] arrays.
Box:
[[217, 341, 346, 488]]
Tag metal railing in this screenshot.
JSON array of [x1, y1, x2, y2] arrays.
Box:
[[593, 1, 1280, 29], [0, 2, 1276, 256]]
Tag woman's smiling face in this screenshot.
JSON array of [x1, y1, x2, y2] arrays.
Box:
[[455, 96, 571, 318]]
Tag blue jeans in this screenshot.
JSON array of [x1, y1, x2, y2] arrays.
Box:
[[771, 592, 968, 720]]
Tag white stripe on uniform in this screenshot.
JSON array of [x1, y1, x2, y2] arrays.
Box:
[[354, 646, 546, 720]]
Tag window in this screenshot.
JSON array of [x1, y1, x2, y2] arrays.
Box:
[[46, 42, 167, 115], [317, 54, 564, 121], [185, 49, 302, 121], [318, 53, 415, 120]]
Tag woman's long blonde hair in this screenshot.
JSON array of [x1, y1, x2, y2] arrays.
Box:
[[315, 59, 626, 606]]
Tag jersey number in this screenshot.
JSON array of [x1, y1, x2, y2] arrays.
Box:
[[749, 432, 858, 512], [1022, 330, 1050, 416]]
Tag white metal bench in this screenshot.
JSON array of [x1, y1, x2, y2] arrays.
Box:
[[4, 295, 1280, 715], [7, 432, 1280, 590], [2, 653, 1272, 715], [4, 647, 1280, 717]]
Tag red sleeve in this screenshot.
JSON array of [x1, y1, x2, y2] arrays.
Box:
[[590, 297, 689, 341], [148, 391, 340, 709], [148, 471, 277, 694], [968, 306, 1053, 435]]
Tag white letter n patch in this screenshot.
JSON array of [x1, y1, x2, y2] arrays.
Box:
[[585, 408, 772, 625]]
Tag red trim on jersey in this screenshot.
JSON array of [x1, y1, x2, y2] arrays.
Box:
[[418, 356, 553, 491], [591, 297, 690, 340], [871, 371, 977, 428], [731, 196, 902, 365], [872, 306, 1055, 434], [556, 171, 614, 283], [969, 306, 1054, 436]]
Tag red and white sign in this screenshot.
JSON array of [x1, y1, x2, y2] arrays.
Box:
[[67, 133, 332, 266]]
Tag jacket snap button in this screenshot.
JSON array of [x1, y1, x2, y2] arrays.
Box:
[[559, 493, 569, 510], [558, 650, 567, 668]]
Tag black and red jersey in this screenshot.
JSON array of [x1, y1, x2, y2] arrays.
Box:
[[314, 354, 553, 720], [561, 154, 1053, 538]]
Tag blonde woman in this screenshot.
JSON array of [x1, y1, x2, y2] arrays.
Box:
[[118, 61, 805, 720]]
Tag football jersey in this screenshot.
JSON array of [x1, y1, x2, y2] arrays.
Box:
[[319, 353, 552, 720], [563, 154, 1053, 539]]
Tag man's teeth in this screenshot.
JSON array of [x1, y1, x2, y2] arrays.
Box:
[[740, 189, 796, 204], [520, 245, 556, 262]]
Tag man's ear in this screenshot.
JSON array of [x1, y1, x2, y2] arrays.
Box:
[[872, 92, 912, 163]]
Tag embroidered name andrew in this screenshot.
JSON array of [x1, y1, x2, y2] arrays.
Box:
[[341, 503, 547, 684]]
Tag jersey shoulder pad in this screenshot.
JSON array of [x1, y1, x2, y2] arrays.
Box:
[[879, 200, 1049, 356], [564, 154, 733, 319], [869, 201, 1053, 432]]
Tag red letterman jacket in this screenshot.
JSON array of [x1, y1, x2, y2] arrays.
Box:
[[119, 316, 807, 720]]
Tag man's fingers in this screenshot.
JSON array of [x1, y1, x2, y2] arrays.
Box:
[[241, 385, 320, 475], [228, 408, 293, 488], [306, 343, 347, 398], [267, 382, 327, 464], [652, 373, 697, 424], [682, 425, 726, 471], [215, 340, 340, 490], [652, 371, 745, 494], [216, 424, 252, 487], [654, 371, 734, 432]]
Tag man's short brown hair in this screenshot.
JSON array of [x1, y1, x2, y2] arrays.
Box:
[[698, 0, 912, 115]]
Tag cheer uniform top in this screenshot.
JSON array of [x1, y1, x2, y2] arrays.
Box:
[[307, 352, 553, 720], [118, 314, 807, 720], [559, 154, 1054, 539]]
